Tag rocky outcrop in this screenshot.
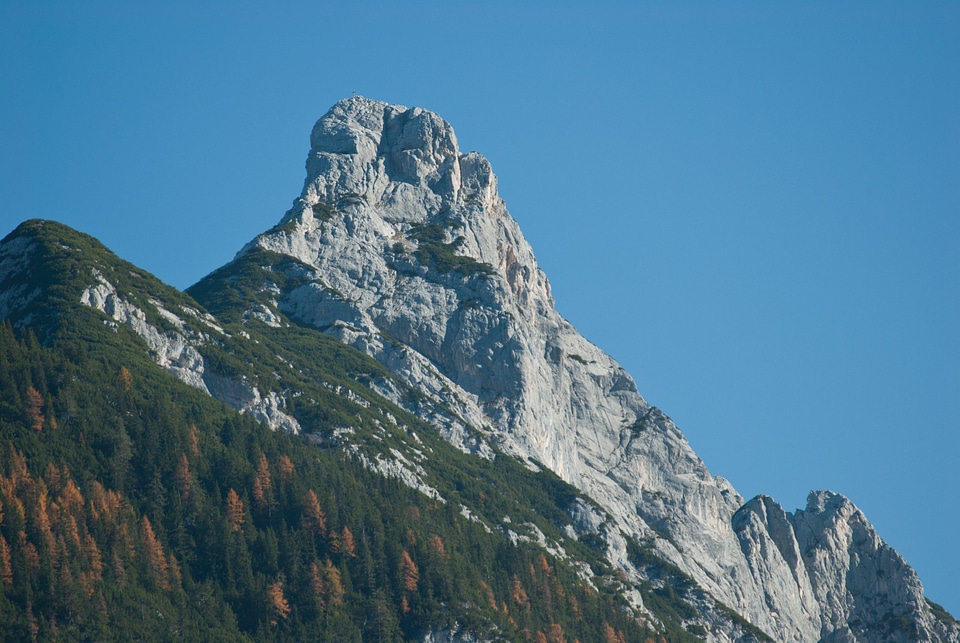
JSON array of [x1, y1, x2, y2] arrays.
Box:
[[734, 491, 958, 642], [202, 371, 301, 434], [245, 102, 747, 601], [245, 98, 724, 624], [3, 102, 955, 640], [80, 268, 210, 391], [213, 97, 960, 640], [78, 268, 301, 434]]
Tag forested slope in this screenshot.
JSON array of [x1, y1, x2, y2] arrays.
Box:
[[0, 220, 709, 641]]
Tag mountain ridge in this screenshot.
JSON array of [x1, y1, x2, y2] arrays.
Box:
[[195, 96, 955, 641], [1, 96, 956, 642], [0, 217, 683, 641]]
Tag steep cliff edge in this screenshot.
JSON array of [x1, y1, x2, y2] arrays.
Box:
[[185, 97, 957, 641]]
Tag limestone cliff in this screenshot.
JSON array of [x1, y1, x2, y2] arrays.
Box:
[[210, 97, 957, 641]]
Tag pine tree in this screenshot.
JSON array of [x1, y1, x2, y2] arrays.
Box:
[[21, 536, 41, 575], [43, 464, 61, 494], [111, 551, 128, 588]]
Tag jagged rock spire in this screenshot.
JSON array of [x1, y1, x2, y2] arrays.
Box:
[[299, 97, 498, 220], [237, 98, 958, 641]]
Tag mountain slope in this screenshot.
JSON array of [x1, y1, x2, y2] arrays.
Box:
[[0, 223, 705, 639], [1, 96, 956, 642], [187, 97, 956, 642]]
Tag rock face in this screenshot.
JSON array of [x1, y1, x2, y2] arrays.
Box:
[[78, 267, 301, 434], [214, 96, 957, 641], [1, 99, 954, 641], [733, 491, 959, 642]]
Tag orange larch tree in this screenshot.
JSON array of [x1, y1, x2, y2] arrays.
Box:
[[311, 559, 344, 610], [119, 366, 133, 392], [175, 453, 192, 502], [339, 526, 356, 558], [267, 578, 291, 624], [226, 488, 245, 533], [253, 453, 273, 514], [256, 453, 272, 491], [303, 489, 326, 537], [400, 550, 419, 592], [511, 575, 530, 611], [278, 455, 295, 483], [25, 386, 44, 431], [140, 515, 170, 590], [188, 425, 200, 457], [0, 535, 12, 585]]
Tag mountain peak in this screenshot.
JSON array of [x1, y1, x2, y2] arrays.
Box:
[[6, 96, 945, 641], [300, 97, 496, 216], [206, 97, 960, 641], [309, 96, 458, 158]]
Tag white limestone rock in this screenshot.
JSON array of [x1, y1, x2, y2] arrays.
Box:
[[733, 490, 960, 641], [80, 269, 210, 392], [352, 449, 443, 502], [242, 96, 756, 629], [79, 268, 301, 434], [202, 372, 301, 435], [419, 626, 495, 643], [732, 495, 824, 641], [792, 491, 956, 642], [233, 97, 957, 641]]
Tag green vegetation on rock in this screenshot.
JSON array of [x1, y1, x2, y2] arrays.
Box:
[[408, 222, 494, 277], [0, 219, 713, 641]]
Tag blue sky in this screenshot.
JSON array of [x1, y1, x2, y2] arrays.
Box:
[[2, 1, 958, 617]]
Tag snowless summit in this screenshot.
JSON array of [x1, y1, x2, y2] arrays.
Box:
[[32, 95, 954, 641], [221, 97, 957, 641]]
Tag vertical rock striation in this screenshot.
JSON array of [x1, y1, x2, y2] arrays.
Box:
[[211, 97, 955, 641]]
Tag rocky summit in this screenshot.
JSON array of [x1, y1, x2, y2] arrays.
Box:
[[186, 97, 953, 641], [3, 96, 956, 641]]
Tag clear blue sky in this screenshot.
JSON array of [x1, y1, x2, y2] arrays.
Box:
[[2, 1, 958, 617]]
